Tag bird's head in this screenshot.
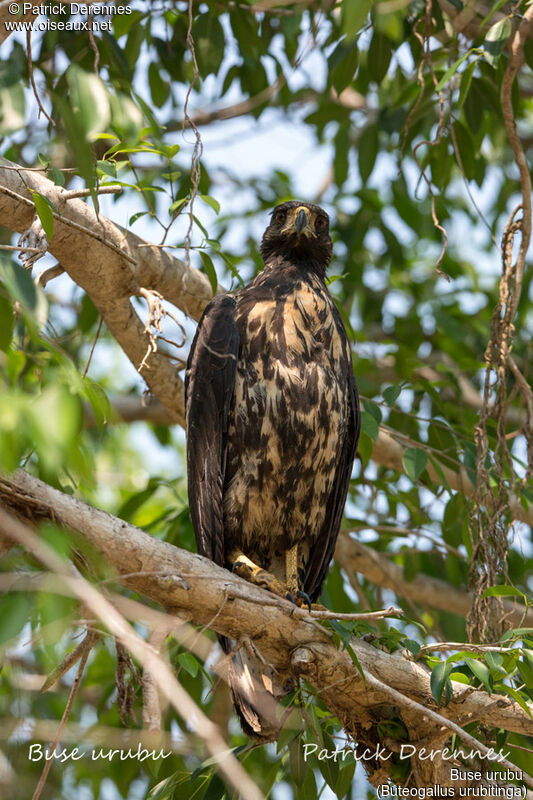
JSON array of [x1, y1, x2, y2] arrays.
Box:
[[260, 201, 333, 275]]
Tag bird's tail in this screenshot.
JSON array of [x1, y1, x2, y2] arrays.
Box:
[[222, 638, 290, 743]]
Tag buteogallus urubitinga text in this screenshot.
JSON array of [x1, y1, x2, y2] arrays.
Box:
[[185, 201, 360, 741]]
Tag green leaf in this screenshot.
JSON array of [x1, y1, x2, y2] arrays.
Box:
[[363, 399, 382, 424], [194, 14, 225, 77], [402, 447, 428, 481], [434, 50, 476, 92], [82, 378, 110, 427], [199, 251, 218, 295], [464, 657, 492, 694], [484, 17, 512, 66], [383, 385, 401, 405], [0, 260, 38, 313], [148, 62, 169, 108], [288, 740, 306, 786], [357, 431, 373, 466], [501, 628, 533, 642], [0, 592, 34, 645], [199, 194, 220, 215], [345, 642, 366, 682], [129, 211, 148, 225], [368, 32, 392, 84], [0, 294, 14, 351], [342, 0, 373, 39], [78, 294, 99, 333], [177, 652, 199, 678], [67, 65, 111, 141], [168, 196, 188, 216], [48, 165, 65, 186], [330, 43, 358, 94], [109, 92, 144, 144], [97, 159, 117, 178], [336, 760, 356, 799], [430, 661, 453, 706], [334, 122, 350, 188], [517, 658, 533, 691], [483, 585, 527, 599], [30, 190, 55, 240], [358, 124, 378, 183], [403, 639, 421, 657], [458, 60, 476, 108], [360, 410, 379, 441], [493, 684, 532, 717], [427, 455, 451, 493]]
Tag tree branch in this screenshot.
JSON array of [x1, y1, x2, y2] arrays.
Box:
[[0, 2, 38, 45], [335, 534, 533, 629], [1, 470, 532, 790], [0, 158, 214, 425]]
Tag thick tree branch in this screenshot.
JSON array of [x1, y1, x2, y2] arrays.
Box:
[[0, 158, 214, 425], [1, 470, 532, 790], [372, 428, 533, 528], [335, 534, 533, 629]]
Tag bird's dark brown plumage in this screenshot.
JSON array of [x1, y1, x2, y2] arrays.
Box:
[[185, 200, 360, 741]]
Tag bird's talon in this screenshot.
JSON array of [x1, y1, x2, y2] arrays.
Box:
[[285, 592, 297, 604], [296, 590, 312, 612]]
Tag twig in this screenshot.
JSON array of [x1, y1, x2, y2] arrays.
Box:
[[82, 315, 104, 378], [25, 29, 55, 127], [87, 13, 100, 76], [142, 622, 175, 732], [35, 264, 65, 287], [416, 642, 521, 657], [310, 606, 403, 621], [40, 630, 97, 693], [137, 287, 187, 373], [0, 245, 43, 253], [183, 0, 203, 265], [410, 0, 450, 279], [32, 629, 98, 800], [62, 186, 122, 199], [500, 6, 533, 319]]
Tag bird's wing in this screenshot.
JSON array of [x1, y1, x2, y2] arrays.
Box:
[[185, 294, 239, 566], [303, 337, 360, 602]]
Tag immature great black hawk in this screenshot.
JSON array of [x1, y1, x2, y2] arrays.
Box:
[[185, 200, 360, 741]]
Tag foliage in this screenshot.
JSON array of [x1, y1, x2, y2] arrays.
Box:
[[0, 1, 532, 798]]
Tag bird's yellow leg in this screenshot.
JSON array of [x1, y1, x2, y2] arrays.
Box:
[[229, 550, 289, 598], [285, 544, 299, 597]]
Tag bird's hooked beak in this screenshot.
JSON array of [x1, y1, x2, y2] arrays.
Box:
[[284, 206, 316, 238]]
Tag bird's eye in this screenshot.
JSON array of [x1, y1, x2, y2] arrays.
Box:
[[275, 209, 286, 225], [316, 216, 327, 231]]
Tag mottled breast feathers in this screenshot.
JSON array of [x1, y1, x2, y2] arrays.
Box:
[[186, 240, 359, 602]]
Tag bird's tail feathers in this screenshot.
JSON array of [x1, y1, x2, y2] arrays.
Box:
[[227, 646, 290, 743]]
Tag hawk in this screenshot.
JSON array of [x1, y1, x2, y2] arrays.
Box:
[[185, 201, 360, 741]]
